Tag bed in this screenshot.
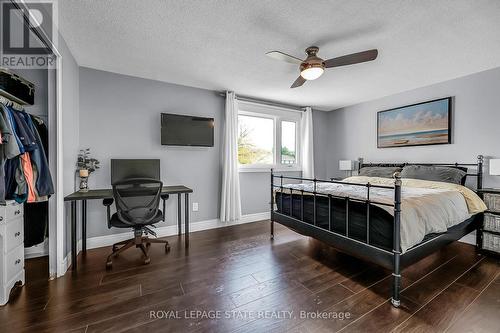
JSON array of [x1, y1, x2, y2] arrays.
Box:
[[270, 156, 487, 307]]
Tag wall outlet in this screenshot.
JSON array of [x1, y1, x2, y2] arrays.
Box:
[[192, 202, 199, 212]]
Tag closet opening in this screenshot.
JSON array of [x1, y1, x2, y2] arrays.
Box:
[[0, 67, 56, 305]]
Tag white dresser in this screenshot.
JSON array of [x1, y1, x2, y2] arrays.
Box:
[[0, 201, 25, 306]]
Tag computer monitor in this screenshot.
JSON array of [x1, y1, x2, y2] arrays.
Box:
[[111, 159, 160, 185]]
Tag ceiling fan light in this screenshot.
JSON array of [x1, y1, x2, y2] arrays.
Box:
[[300, 66, 324, 80]]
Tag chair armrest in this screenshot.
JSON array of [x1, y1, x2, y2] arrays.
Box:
[[102, 198, 114, 229]]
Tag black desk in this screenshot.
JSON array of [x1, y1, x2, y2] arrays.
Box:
[[64, 185, 193, 271]]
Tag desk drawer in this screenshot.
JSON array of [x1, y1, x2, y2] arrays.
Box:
[[5, 244, 24, 283], [5, 218, 23, 254]]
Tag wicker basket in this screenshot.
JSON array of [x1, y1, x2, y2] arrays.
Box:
[[484, 213, 500, 233], [483, 232, 500, 254], [484, 193, 500, 213]]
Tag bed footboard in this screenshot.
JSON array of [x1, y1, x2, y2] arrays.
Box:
[[269, 155, 484, 308]]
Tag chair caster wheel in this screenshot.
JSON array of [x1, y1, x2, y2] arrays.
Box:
[[165, 244, 171, 253], [144, 258, 151, 265], [106, 261, 112, 269]]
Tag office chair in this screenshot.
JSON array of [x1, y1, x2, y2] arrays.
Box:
[[102, 178, 170, 268]]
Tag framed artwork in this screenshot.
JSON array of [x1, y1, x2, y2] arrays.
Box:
[[377, 97, 452, 148]]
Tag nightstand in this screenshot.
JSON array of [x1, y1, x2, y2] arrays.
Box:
[[478, 188, 500, 256]]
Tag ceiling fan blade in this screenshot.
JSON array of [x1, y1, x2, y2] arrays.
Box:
[[266, 51, 303, 65], [324, 49, 378, 68], [291, 76, 306, 88]]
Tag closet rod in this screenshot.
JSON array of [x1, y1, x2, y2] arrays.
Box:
[[0, 94, 24, 110], [217, 91, 306, 112]]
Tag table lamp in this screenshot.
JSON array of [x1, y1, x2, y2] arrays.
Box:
[[490, 159, 500, 176]]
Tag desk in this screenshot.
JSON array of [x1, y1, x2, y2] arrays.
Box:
[[64, 185, 193, 271]]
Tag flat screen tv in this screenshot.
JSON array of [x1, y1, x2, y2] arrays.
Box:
[[161, 113, 214, 147]]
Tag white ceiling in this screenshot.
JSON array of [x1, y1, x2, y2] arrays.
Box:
[[57, 0, 500, 110]]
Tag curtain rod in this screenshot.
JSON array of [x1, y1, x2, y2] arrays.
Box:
[[217, 91, 306, 112]]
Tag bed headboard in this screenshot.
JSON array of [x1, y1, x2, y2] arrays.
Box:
[[357, 155, 484, 191]]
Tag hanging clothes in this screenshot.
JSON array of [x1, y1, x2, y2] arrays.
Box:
[[0, 104, 21, 158], [1, 104, 54, 202], [0, 108, 9, 145], [3, 105, 25, 155], [14, 159, 28, 203], [4, 157, 18, 201], [20, 153, 36, 202], [1, 75, 53, 248], [24, 113, 54, 197], [0, 99, 54, 246], [0, 104, 19, 204], [30, 115, 48, 154], [24, 116, 51, 244], [9, 106, 37, 153]]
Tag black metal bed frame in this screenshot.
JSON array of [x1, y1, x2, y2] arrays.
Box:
[[270, 155, 484, 308]]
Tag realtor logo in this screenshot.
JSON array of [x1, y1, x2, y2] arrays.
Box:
[[0, 0, 57, 68]]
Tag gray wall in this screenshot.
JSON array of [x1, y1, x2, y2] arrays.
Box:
[[239, 171, 300, 215], [59, 35, 80, 255], [79, 68, 224, 237], [313, 109, 329, 180], [78, 67, 329, 235], [326, 66, 500, 189]]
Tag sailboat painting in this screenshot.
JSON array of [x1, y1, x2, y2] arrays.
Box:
[[377, 97, 451, 148]]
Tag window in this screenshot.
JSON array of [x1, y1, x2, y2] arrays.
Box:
[[237, 102, 301, 171], [238, 115, 274, 165]]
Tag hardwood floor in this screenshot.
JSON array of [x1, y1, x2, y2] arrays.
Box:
[[1, 220, 499, 332]]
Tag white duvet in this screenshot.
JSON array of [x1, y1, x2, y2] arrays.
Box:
[[277, 176, 486, 252]]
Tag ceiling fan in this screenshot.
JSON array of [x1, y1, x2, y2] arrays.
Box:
[[266, 46, 378, 88]]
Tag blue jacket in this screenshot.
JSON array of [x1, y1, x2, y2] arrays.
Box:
[[22, 112, 54, 196], [4, 106, 25, 154], [10, 107, 37, 153]]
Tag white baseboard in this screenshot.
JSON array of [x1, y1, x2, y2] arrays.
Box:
[[59, 255, 69, 276], [62, 212, 270, 274], [25, 238, 49, 259]]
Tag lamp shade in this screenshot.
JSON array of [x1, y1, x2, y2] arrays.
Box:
[[490, 159, 500, 176], [300, 67, 324, 80], [339, 160, 354, 171]]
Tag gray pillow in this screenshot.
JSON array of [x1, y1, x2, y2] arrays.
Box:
[[358, 167, 402, 178], [400, 165, 466, 185]]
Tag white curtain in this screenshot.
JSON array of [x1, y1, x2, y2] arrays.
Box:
[[220, 91, 242, 222], [301, 106, 315, 179]]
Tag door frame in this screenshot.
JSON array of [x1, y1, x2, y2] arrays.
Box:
[[14, 0, 64, 278], [47, 55, 63, 278]]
